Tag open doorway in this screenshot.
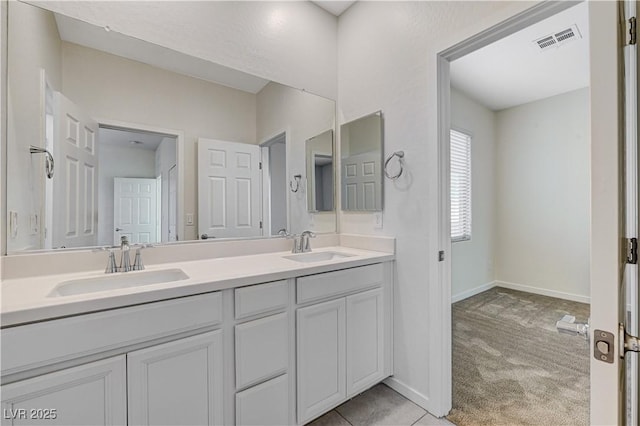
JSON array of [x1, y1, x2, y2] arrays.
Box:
[[442, 3, 591, 424], [97, 125, 178, 246], [261, 132, 288, 236]]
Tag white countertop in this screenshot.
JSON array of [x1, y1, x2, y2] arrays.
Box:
[[1, 246, 394, 327]]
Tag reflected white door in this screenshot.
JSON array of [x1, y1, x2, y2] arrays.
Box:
[[113, 178, 158, 244], [197, 138, 262, 239], [168, 165, 178, 242], [342, 152, 381, 211], [52, 92, 99, 248]]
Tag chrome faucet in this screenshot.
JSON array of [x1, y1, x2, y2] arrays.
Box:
[[118, 236, 132, 272], [132, 244, 153, 271], [300, 230, 316, 253]]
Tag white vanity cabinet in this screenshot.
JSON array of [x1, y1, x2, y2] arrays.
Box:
[[1, 292, 224, 426], [127, 331, 224, 426], [1, 356, 127, 425], [295, 263, 392, 425], [233, 281, 291, 426]]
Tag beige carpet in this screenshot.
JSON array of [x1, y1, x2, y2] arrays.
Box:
[[447, 287, 590, 426]]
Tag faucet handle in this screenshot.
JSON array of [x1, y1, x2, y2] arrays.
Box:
[[301, 230, 316, 238], [105, 250, 118, 274]]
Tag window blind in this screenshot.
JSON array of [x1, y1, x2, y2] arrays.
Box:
[[450, 129, 471, 242]]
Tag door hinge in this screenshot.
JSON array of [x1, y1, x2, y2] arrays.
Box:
[[438, 250, 445, 262], [629, 16, 637, 45], [259, 221, 263, 229], [620, 324, 640, 356], [259, 162, 262, 170], [627, 237, 638, 264]]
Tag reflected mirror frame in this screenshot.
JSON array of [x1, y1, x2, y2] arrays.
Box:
[[2, 1, 338, 254], [305, 129, 335, 214], [340, 110, 384, 212]]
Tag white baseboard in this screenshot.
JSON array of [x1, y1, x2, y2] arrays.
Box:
[[451, 281, 496, 303], [495, 280, 590, 304], [383, 377, 443, 417]]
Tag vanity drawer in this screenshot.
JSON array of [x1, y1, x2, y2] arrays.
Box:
[[296, 263, 384, 304], [235, 312, 288, 390], [1, 292, 222, 376], [235, 280, 288, 319], [236, 374, 289, 426]]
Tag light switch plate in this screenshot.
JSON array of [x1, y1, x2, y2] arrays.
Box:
[[373, 212, 383, 229], [9, 211, 18, 238], [30, 213, 39, 235], [186, 213, 194, 225]]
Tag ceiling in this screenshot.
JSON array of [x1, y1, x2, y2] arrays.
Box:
[[450, 2, 589, 111], [98, 127, 173, 151], [311, 1, 356, 17], [54, 14, 270, 94]]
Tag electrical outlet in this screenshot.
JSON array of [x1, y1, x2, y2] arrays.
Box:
[[186, 213, 194, 225], [373, 212, 383, 229]]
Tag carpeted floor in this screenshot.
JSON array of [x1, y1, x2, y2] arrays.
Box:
[[447, 287, 590, 426]]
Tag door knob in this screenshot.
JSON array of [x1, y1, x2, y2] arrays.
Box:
[[201, 234, 208, 240], [115, 228, 123, 231]]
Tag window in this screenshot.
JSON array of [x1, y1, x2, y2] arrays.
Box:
[[450, 129, 471, 242]]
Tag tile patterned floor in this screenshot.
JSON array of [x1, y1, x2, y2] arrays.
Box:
[[308, 384, 454, 426]]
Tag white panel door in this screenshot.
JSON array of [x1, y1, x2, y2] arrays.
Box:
[[197, 138, 262, 239], [296, 298, 346, 424], [1, 356, 126, 426], [127, 331, 224, 426], [52, 92, 99, 248], [113, 178, 158, 245], [346, 288, 384, 397], [342, 152, 381, 211]]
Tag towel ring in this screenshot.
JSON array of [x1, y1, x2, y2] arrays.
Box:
[[384, 151, 404, 180], [290, 174, 302, 192], [30, 145, 55, 179]]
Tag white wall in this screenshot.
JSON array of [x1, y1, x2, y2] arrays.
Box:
[[337, 0, 534, 415], [256, 81, 336, 234], [450, 88, 496, 301], [6, 1, 62, 251], [32, 1, 338, 99], [495, 88, 590, 302], [62, 42, 256, 241], [97, 143, 156, 246]]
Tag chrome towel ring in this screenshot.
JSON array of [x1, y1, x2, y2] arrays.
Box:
[[30, 146, 55, 179], [384, 150, 404, 180]]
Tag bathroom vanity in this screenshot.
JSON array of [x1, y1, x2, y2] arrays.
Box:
[[0, 244, 394, 426]]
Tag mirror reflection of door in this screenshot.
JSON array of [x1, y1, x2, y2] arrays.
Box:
[[97, 126, 178, 246], [197, 138, 263, 239], [52, 91, 99, 249], [306, 130, 334, 213], [168, 165, 178, 241]]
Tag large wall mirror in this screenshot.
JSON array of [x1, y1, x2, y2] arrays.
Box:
[[340, 111, 383, 211], [5, 1, 336, 253]]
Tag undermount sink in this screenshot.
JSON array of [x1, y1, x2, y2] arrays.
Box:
[[283, 251, 355, 263], [48, 268, 190, 297]]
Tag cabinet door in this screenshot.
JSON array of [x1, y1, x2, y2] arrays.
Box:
[[235, 374, 289, 426], [127, 331, 223, 426], [346, 287, 384, 397], [1, 356, 126, 426], [296, 298, 346, 424]]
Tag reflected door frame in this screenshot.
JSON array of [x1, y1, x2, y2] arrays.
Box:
[[96, 118, 184, 244], [260, 130, 290, 236]]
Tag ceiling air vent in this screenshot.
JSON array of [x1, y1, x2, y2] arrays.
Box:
[[534, 24, 582, 52]]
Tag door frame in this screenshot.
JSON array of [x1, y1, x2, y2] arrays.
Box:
[[260, 130, 289, 236], [436, 1, 622, 423], [97, 118, 184, 245]]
